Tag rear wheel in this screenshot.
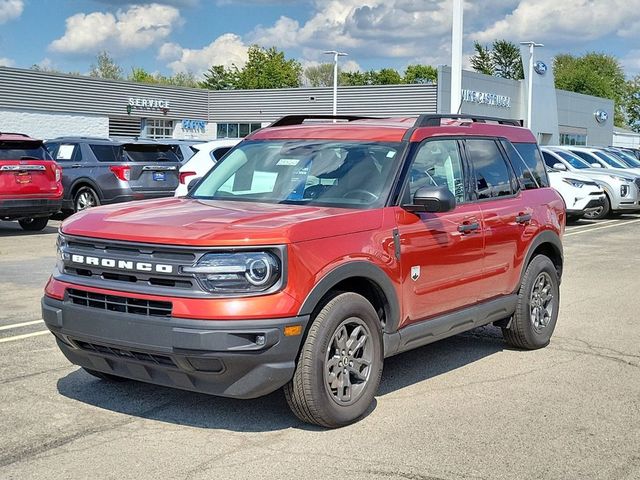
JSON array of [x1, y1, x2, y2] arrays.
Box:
[[502, 255, 560, 350], [18, 217, 49, 231], [82, 368, 128, 382], [582, 194, 610, 220], [284, 292, 383, 428], [74, 186, 100, 212]]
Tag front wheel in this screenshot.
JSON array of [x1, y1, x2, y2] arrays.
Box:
[[284, 292, 383, 428], [502, 255, 560, 350], [583, 195, 610, 220], [18, 217, 49, 231]]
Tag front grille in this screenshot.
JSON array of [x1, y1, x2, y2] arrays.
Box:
[[635, 178, 640, 190], [72, 339, 176, 367], [68, 288, 172, 317]]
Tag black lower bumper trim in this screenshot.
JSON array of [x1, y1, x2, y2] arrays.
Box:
[[0, 198, 62, 219], [42, 296, 309, 399]]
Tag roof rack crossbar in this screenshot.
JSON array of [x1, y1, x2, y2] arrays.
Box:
[[269, 115, 382, 128], [413, 114, 522, 128]]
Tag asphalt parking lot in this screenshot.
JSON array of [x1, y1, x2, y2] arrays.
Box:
[[0, 216, 639, 480]]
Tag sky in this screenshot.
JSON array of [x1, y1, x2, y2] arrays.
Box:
[[0, 0, 639, 79]]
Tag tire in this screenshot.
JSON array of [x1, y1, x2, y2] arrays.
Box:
[[284, 292, 383, 428], [73, 186, 100, 212], [18, 217, 49, 231], [502, 255, 560, 350], [82, 367, 128, 382], [582, 194, 610, 220]]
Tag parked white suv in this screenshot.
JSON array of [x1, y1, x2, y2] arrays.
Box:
[[546, 168, 605, 220], [541, 147, 640, 219], [175, 139, 240, 197], [561, 146, 640, 176]]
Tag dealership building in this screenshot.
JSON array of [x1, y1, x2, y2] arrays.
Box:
[[0, 62, 614, 146]]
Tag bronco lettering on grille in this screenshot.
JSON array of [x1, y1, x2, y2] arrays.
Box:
[[70, 254, 174, 274]]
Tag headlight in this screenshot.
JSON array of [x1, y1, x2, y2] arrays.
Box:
[[183, 251, 282, 294], [621, 185, 630, 197], [562, 178, 585, 188]]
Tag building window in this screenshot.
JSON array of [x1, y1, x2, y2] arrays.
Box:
[[147, 119, 175, 139], [217, 123, 262, 138], [559, 133, 587, 146]]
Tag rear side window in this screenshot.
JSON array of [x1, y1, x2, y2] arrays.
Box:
[[511, 142, 549, 188], [0, 141, 51, 160], [90, 144, 121, 162], [466, 139, 514, 199]]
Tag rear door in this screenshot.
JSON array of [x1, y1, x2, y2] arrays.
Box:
[[0, 141, 60, 198], [122, 144, 180, 192]]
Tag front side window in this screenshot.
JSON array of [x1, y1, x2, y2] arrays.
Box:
[[466, 139, 514, 199], [571, 150, 602, 167], [593, 151, 627, 169], [192, 140, 403, 209], [407, 139, 465, 203]]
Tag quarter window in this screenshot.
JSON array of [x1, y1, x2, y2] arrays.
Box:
[[466, 139, 514, 199], [408, 140, 465, 203]]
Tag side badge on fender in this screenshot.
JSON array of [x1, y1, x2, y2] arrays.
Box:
[[411, 266, 420, 281]]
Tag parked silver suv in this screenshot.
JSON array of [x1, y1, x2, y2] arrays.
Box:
[[541, 147, 640, 219], [45, 137, 180, 212]]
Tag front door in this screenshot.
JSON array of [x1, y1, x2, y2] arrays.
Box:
[[396, 138, 485, 328]]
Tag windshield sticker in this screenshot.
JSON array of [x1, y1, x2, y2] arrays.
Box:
[[286, 163, 311, 200], [57, 145, 75, 160], [277, 158, 300, 166], [386, 151, 397, 158]]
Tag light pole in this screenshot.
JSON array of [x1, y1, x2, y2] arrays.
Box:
[[323, 50, 348, 115], [450, 0, 463, 114], [520, 41, 544, 128]]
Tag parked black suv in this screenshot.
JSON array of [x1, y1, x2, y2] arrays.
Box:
[[45, 137, 180, 212]]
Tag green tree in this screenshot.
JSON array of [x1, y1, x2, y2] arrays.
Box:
[[303, 63, 338, 87], [129, 67, 156, 83], [470, 40, 523, 80], [370, 68, 403, 85], [403, 64, 437, 84], [554, 52, 627, 126], [339, 70, 370, 86], [234, 45, 302, 89], [623, 76, 640, 132], [89, 51, 123, 80], [200, 65, 238, 90]]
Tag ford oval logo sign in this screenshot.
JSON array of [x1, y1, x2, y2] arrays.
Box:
[[594, 110, 608, 124], [533, 61, 547, 75]]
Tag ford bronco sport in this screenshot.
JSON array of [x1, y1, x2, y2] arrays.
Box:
[[42, 115, 565, 427], [0, 132, 63, 231]]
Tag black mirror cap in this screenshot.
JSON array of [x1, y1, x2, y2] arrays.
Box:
[[187, 177, 201, 192], [404, 185, 457, 213]]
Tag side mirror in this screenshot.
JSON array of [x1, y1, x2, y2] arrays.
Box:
[[553, 162, 567, 171], [404, 186, 456, 213], [187, 177, 201, 192], [591, 163, 602, 168]]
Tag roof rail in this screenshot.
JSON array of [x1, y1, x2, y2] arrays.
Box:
[[269, 114, 381, 127], [0, 132, 30, 137], [413, 114, 522, 128]]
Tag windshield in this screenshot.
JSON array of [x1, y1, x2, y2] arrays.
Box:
[[0, 141, 51, 160], [192, 140, 404, 209], [123, 145, 179, 163], [593, 151, 627, 169], [608, 149, 640, 168], [555, 150, 591, 169]]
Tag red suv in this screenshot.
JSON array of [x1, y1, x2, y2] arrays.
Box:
[[0, 132, 63, 231], [42, 115, 565, 427]]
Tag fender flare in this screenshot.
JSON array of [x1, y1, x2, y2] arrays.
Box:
[[68, 178, 103, 202], [520, 229, 563, 285], [298, 261, 401, 333]]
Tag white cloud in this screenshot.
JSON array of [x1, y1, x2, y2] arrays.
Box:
[[0, 0, 22, 24], [473, 0, 640, 43], [0, 56, 15, 66], [621, 50, 640, 76], [49, 4, 182, 55], [161, 33, 249, 75]]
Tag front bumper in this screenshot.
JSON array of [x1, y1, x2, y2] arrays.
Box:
[[42, 296, 309, 399], [0, 198, 62, 219], [566, 196, 605, 216]]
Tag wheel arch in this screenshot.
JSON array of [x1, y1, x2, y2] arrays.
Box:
[[298, 261, 400, 334], [69, 179, 103, 202], [520, 230, 563, 286]]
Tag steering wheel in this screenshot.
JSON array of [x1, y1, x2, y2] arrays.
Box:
[[342, 189, 379, 202]]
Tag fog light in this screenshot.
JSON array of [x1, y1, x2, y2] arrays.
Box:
[[621, 185, 629, 197], [255, 335, 266, 346]]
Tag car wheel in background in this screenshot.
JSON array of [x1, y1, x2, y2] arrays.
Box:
[[582, 195, 610, 220], [74, 186, 100, 212], [18, 217, 49, 231]]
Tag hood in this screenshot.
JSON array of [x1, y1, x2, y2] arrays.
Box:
[[61, 197, 383, 246], [581, 168, 638, 181]]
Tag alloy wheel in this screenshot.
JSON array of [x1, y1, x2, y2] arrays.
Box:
[[530, 272, 554, 332]]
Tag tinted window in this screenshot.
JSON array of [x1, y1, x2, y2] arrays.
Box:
[[45, 142, 60, 158], [408, 139, 465, 203], [555, 150, 590, 169], [90, 144, 120, 162], [571, 150, 602, 166], [593, 151, 627, 169], [511, 142, 549, 188], [0, 141, 51, 160], [466, 139, 514, 199], [123, 145, 180, 163], [542, 151, 559, 168], [210, 147, 232, 162]]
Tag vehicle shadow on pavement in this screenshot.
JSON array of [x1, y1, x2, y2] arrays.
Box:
[[0, 223, 58, 237], [56, 327, 504, 431]]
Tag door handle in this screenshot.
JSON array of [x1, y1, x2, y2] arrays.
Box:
[[458, 222, 480, 233], [71, 164, 82, 168], [516, 212, 532, 224]]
